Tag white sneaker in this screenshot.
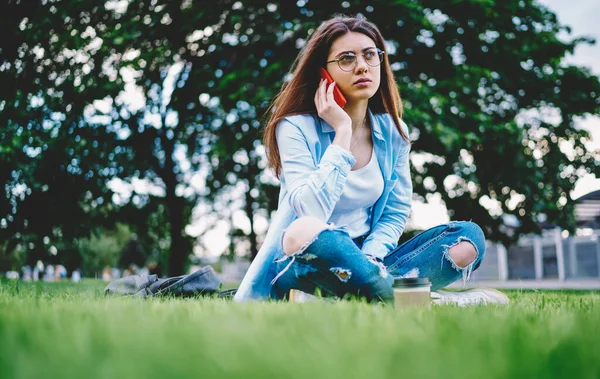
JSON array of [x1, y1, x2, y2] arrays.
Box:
[[288, 289, 338, 303], [288, 289, 320, 303], [431, 287, 510, 307]]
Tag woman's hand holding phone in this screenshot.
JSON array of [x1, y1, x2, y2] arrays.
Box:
[[320, 68, 347, 108], [314, 69, 352, 148]]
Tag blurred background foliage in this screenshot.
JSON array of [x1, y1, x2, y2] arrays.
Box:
[[1, 0, 599, 276], [77, 222, 134, 277]]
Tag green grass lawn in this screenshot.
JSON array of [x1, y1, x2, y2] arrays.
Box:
[[1, 279, 599, 379]]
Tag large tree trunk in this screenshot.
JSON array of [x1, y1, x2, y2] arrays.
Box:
[[160, 127, 188, 277], [166, 188, 187, 276]]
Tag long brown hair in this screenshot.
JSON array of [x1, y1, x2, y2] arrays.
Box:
[[263, 15, 407, 179]]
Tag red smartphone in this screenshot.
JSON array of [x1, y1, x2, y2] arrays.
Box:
[[320, 68, 347, 108]]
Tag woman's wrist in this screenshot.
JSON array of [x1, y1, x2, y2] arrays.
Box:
[[332, 125, 352, 150]]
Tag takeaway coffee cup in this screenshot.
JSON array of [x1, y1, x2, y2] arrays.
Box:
[[392, 277, 432, 309]]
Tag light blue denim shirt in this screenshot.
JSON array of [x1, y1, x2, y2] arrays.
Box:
[[234, 109, 412, 301]]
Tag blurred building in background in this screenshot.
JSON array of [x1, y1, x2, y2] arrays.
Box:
[[473, 190, 600, 283]]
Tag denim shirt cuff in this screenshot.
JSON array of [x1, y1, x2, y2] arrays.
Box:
[[361, 241, 389, 260], [321, 144, 357, 171]]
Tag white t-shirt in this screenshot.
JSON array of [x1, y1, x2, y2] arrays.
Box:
[[328, 148, 384, 238]]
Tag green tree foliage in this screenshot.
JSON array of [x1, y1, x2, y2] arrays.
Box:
[[0, 1, 129, 270], [77, 223, 134, 277], [0, 0, 188, 274], [1, 0, 599, 272]]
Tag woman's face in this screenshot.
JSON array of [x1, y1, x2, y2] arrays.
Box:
[[325, 32, 382, 103]]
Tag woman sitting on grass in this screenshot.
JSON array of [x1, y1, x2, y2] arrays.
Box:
[[234, 14, 508, 306]]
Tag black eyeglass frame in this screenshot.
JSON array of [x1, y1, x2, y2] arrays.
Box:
[[325, 48, 385, 72]]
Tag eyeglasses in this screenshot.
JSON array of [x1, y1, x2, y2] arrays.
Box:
[[325, 48, 385, 72]]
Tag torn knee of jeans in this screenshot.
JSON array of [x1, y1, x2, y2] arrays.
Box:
[[441, 237, 479, 269], [280, 222, 338, 257], [441, 237, 478, 287], [330, 267, 352, 282], [272, 223, 342, 287], [367, 255, 389, 278]]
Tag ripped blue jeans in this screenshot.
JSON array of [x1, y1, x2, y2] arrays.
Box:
[[271, 221, 486, 303]]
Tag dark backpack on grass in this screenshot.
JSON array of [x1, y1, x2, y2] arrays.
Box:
[[104, 265, 224, 297]]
